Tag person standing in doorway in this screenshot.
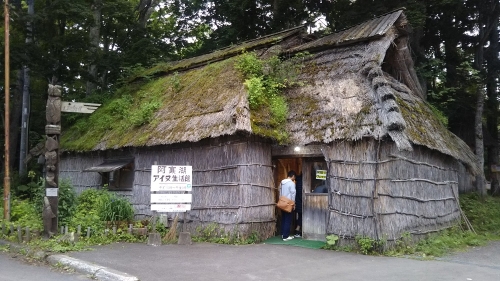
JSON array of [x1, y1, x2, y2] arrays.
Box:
[[280, 170, 296, 241], [294, 174, 303, 238]]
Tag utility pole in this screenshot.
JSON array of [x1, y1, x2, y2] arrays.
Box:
[[3, 0, 11, 221], [19, 0, 34, 176]]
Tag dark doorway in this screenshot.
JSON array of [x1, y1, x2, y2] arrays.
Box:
[[273, 158, 302, 237]]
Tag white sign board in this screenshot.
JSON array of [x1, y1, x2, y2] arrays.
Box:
[[150, 165, 192, 191], [151, 204, 191, 212], [316, 170, 327, 180], [61, 101, 101, 114], [46, 188, 58, 197], [151, 194, 192, 203]]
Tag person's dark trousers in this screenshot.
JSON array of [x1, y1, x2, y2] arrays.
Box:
[[295, 211, 302, 234], [281, 211, 293, 238]]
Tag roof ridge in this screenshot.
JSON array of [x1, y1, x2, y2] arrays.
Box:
[[333, 8, 405, 34]]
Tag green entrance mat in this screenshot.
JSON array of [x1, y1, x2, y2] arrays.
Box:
[[262, 236, 326, 249]]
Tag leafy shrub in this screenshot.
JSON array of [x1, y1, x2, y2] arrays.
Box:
[[192, 223, 260, 245], [235, 52, 263, 78], [30, 178, 77, 227], [58, 179, 77, 226], [269, 95, 288, 124], [130, 101, 161, 126], [460, 193, 500, 234], [10, 199, 43, 230], [244, 77, 266, 109], [70, 188, 134, 232], [70, 189, 104, 232], [355, 235, 383, 255], [97, 191, 134, 222], [170, 72, 182, 93], [235, 52, 309, 143], [108, 94, 133, 117]]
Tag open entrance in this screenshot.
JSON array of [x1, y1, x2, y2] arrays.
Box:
[[273, 156, 328, 241]]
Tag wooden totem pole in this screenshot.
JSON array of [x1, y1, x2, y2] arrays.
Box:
[[43, 84, 61, 237]]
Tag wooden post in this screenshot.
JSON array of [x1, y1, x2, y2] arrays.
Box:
[[43, 84, 62, 237], [17, 226, 21, 243], [25, 227, 30, 242], [148, 162, 162, 246], [3, 0, 11, 223]]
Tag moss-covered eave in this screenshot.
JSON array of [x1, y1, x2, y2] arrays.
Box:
[[396, 97, 479, 173], [61, 57, 253, 152]]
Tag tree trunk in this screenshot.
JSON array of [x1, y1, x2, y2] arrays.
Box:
[[473, 0, 498, 197], [137, 0, 160, 29], [485, 11, 500, 196], [86, 0, 102, 97], [9, 71, 22, 172], [487, 77, 499, 196], [475, 88, 487, 197]]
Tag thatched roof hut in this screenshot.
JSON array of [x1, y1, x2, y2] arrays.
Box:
[[59, 9, 478, 245]]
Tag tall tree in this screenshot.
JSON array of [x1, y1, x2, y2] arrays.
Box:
[[480, 1, 500, 195], [86, 0, 102, 96]]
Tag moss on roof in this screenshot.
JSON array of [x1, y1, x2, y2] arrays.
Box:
[[61, 53, 294, 151], [61, 58, 241, 150]]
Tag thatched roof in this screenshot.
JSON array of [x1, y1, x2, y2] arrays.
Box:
[[285, 9, 479, 174], [61, 26, 307, 151], [61, 9, 479, 174]]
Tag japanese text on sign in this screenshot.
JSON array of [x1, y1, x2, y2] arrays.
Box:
[[151, 165, 193, 191], [316, 170, 327, 180], [151, 204, 191, 212]]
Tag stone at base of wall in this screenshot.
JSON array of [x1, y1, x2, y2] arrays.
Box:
[[178, 232, 192, 245], [147, 233, 162, 246]]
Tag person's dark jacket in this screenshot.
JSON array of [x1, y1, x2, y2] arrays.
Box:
[[313, 185, 328, 193], [295, 175, 303, 213]]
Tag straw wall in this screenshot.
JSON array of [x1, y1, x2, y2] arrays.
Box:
[[59, 151, 105, 194], [60, 134, 276, 240], [324, 139, 461, 245]]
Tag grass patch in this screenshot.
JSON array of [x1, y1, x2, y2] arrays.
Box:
[[192, 223, 260, 245]]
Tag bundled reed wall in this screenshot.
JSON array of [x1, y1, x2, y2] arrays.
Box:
[[59, 151, 105, 194], [324, 139, 461, 246], [60, 134, 276, 240]]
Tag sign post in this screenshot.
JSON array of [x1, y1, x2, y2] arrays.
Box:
[[150, 165, 192, 245], [61, 101, 101, 114], [42, 84, 101, 238]]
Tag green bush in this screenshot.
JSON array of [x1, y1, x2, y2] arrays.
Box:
[[70, 189, 104, 232], [58, 179, 77, 226], [235, 52, 309, 143], [460, 193, 500, 234], [130, 101, 161, 126], [69, 188, 134, 232], [10, 198, 42, 230], [97, 191, 134, 222], [192, 223, 260, 245]]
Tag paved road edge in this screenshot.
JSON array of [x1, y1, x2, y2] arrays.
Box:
[[1, 240, 140, 281]]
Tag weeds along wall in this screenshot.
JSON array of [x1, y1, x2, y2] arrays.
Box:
[[324, 139, 461, 247], [60, 134, 276, 240]]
